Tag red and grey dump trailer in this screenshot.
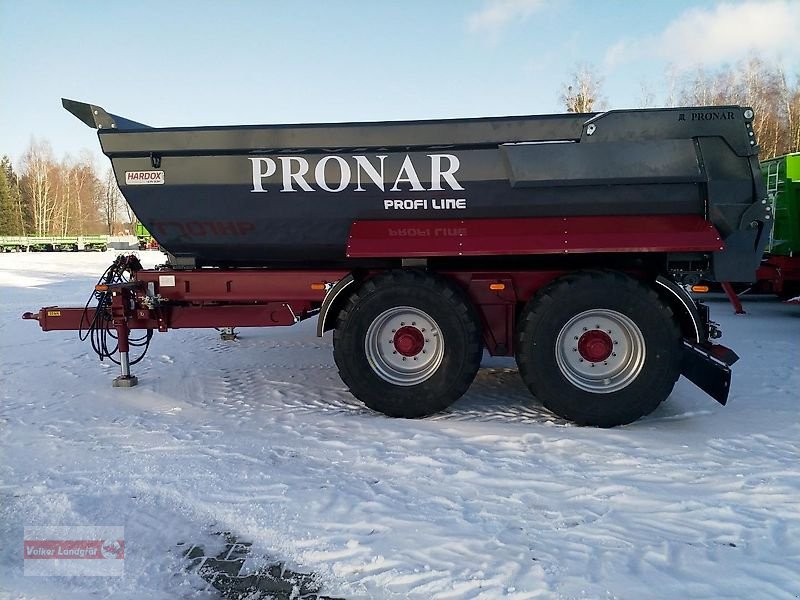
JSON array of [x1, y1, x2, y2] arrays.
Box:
[[23, 100, 771, 426]]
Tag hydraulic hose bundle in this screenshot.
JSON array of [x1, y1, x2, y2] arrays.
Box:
[[79, 255, 153, 365]]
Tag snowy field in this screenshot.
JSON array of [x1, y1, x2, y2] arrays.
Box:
[[1, 251, 798, 599]]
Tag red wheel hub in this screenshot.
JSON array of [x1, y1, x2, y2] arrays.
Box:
[[393, 326, 425, 357], [577, 330, 613, 362]]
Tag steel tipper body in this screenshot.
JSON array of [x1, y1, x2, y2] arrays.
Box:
[[63, 99, 769, 282], [22, 101, 768, 427]]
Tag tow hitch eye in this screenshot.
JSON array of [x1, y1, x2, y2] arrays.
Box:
[[22, 312, 38, 321]]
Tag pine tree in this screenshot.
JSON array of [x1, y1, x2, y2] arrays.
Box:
[[1, 155, 28, 235], [0, 157, 14, 235]]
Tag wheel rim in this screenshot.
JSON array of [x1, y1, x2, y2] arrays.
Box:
[[554, 309, 646, 393], [364, 306, 444, 386]]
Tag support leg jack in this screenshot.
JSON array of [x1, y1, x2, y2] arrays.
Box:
[[113, 374, 139, 388], [721, 281, 745, 315], [113, 323, 139, 387]]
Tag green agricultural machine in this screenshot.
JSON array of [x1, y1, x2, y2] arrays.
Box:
[[758, 152, 800, 299], [0, 235, 108, 252], [135, 222, 158, 250], [763, 152, 800, 256]]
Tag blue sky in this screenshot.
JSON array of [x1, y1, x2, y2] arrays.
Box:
[[1, 0, 798, 165]]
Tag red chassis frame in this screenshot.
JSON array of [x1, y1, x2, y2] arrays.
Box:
[[22, 268, 562, 358], [22, 214, 727, 387], [754, 255, 800, 296]]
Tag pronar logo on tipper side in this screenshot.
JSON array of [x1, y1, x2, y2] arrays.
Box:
[[125, 170, 164, 185], [248, 154, 463, 193]]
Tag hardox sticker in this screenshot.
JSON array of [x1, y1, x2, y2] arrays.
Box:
[[125, 170, 164, 185]]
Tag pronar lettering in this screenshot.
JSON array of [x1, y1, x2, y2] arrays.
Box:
[[249, 154, 464, 193]]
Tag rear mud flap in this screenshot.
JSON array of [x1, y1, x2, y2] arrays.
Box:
[[680, 341, 739, 405]]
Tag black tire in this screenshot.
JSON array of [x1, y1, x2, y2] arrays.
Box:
[[333, 270, 482, 418], [777, 281, 800, 301], [515, 271, 681, 427]]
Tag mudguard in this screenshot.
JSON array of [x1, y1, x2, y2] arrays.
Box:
[[680, 341, 739, 405]]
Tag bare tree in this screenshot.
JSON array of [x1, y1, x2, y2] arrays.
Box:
[[101, 168, 123, 235], [790, 83, 800, 153], [676, 55, 800, 159], [664, 64, 680, 107], [561, 64, 604, 113], [120, 193, 135, 232], [780, 68, 800, 155], [17, 141, 109, 236], [637, 80, 656, 108], [20, 138, 56, 235], [58, 154, 72, 236], [680, 66, 718, 106], [70, 152, 102, 234]]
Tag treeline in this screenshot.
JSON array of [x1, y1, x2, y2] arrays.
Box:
[[563, 55, 800, 158], [0, 139, 130, 237]]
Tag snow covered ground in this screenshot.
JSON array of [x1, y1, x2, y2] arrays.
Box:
[[1, 251, 798, 599]]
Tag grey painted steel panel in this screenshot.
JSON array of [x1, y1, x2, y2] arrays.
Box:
[[501, 140, 702, 187], [61, 100, 770, 280]]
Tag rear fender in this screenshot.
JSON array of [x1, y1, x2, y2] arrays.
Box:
[[654, 276, 705, 344], [316, 274, 356, 337]]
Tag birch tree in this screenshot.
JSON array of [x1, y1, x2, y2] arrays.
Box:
[[561, 64, 604, 113], [20, 139, 56, 235], [101, 167, 123, 235], [677, 56, 799, 159]]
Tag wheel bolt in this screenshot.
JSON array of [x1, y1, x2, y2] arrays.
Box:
[[412, 322, 416, 326], [583, 327, 587, 331], [413, 357, 418, 361], [579, 358, 584, 362], [402, 357, 406, 361], [590, 363, 595, 367], [612, 353, 617, 357], [572, 347, 577, 352]]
